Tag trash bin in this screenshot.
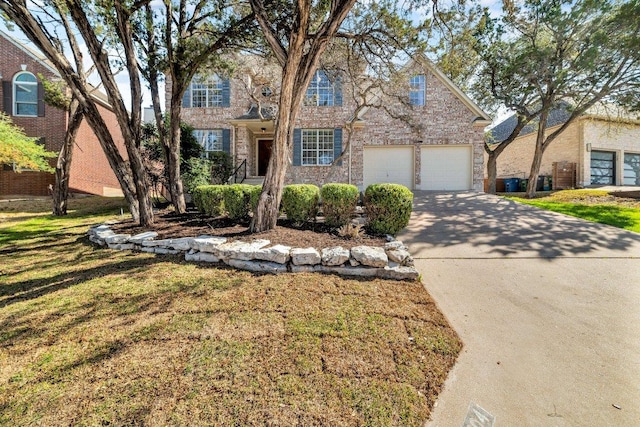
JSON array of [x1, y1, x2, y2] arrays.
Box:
[[504, 178, 520, 192], [536, 176, 545, 191], [519, 179, 529, 192], [543, 176, 552, 191]]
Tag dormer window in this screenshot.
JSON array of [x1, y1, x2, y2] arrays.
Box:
[[409, 74, 425, 106], [13, 72, 38, 116], [304, 70, 342, 107]]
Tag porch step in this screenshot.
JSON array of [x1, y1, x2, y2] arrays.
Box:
[[243, 176, 265, 186]]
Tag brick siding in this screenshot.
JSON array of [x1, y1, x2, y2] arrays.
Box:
[[0, 32, 125, 196]]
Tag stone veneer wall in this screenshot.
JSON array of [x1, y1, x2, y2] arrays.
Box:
[[87, 224, 419, 281]]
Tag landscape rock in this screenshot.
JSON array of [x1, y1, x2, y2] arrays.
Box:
[[226, 258, 287, 274], [386, 248, 411, 264], [315, 265, 381, 278], [349, 258, 360, 267], [290, 248, 321, 265], [107, 243, 135, 251], [191, 236, 228, 253], [379, 266, 420, 281], [321, 246, 350, 266], [217, 239, 271, 260], [141, 247, 180, 255], [290, 265, 316, 273], [185, 250, 220, 263], [104, 234, 131, 244], [385, 241, 408, 251], [141, 237, 192, 251], [129, 231, 158, 245], [351, 246, 388, 267], [254, 245, 291, 264]]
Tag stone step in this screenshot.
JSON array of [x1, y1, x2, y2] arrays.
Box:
[[242, 177, 265, 186]]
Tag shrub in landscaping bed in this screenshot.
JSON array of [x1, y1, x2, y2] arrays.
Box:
[[321, 183, 359, 228], [192, 185, 226, 216], [281, 184, 320, 225], [364, 183, 413, 235], [224, 184, 262, 221]]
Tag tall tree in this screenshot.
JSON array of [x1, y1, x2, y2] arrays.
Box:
[[475, 0, 640, 197], [0, 112, 55, 170], [134, 0, 255, 213]]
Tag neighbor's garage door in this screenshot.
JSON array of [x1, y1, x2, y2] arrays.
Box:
[[420, 145, 472, 191], [363, 146, 414, 189]]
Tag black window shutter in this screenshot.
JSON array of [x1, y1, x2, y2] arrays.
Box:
[[182, 84, 191, 108], [222, 129, 231, 154], [2, 81, 12, 115], [292, 128, 302, 166], [37, 82, 45, 117], [222, 79, 231, 107], [333, 128, 343, 166]]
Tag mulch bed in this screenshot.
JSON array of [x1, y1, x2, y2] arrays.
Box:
[[110, 208, 388, 250]]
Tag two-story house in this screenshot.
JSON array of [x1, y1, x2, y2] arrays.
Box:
[[0, 29, 125, 197], [172, 55, 491, 191]]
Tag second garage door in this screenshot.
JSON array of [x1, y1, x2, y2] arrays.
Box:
[[420, 145, 472, 191], [363, 146, 414, 189]]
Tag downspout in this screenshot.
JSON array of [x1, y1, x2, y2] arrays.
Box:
[[348, 131, 352, 185]]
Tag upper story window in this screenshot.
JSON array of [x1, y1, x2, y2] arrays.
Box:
[[183, 74, 230, 108], [305, 70, 337, 107], [193, 129, 223, 158], [409, 74, 425, 106], [13, 72, 38, 116], [302, 129, 334, 165]]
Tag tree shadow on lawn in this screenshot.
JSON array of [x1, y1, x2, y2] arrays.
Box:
[[400, 192, 640, 259]]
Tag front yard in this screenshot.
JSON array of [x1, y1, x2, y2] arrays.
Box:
[[0, 197, 460, 426], [507, 189, 640, 233]]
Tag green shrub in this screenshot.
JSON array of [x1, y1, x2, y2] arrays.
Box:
[[224, 184, 262, 221], [321, 183, 359, 228], [192, 185, 226, 217], [281, 184, 320, 225], [364, 183, 413, 235]]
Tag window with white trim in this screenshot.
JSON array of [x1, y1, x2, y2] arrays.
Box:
[[302, 129, 334, 166], [304, 70, 335, 106], [13, 72, 38, 116], [190, 75, 224, 107], [409, 74, 425, 106], [193, 129, 223, 158]]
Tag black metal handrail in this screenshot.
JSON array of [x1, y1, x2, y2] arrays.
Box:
[[232, 159, 247, 183]]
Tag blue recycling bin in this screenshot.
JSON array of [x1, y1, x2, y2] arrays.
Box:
[[504, 178, 520, 192]]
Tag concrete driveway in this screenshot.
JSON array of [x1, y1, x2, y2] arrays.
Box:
[[397, 192, 640, 427]]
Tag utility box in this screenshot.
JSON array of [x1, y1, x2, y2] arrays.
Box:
[[552, 162, 576, 189]]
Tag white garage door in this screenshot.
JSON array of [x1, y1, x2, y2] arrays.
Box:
[[363, 146, 414, 189], [420, 145, 472, 191]]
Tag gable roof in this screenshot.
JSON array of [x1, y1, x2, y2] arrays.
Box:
[[356, 55, 491, 126], [489, 104, 573, 144], [0, 29, 112, 109]]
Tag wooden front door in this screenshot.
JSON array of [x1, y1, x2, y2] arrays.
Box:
[[257, 139, 273, 176]]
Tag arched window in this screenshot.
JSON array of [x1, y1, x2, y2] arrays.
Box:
[[13, 72, 38, 116]]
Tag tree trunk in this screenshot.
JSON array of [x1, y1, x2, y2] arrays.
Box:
[[166, 96, 186, 213], [251, 63, 302, 232], [486, 150, 498, 194], [52, 99, 83, 216], [526, 109, 550, 198]]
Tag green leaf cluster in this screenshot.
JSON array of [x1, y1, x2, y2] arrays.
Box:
[[364, 183, 413, 236], [281, 184, 320, 226], [321, 183, 359, 228], [0, 113, 55, 172], [224, 184, 261, 222], [192, 185, 226, 217]]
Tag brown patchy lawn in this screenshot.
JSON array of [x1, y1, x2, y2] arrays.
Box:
[[0, 197, 461, 426]]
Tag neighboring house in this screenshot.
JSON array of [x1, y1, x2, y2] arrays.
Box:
[[488, 106, 640, 188], [170, 55, 491, 191], [0, 30, 125, 197]]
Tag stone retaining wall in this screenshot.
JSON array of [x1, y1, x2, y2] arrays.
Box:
[[87, 224, 419, 281]]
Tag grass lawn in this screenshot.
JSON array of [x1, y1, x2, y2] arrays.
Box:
[[0, 197, 460, 426], [507, 189, 640, 233]]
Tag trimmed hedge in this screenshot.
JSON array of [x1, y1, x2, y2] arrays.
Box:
[[192, 185, 226, 217], [281, 184, 320, 225], [364, 183, 413, 235], [224, 184, 261, 221], [321, 183, 359, 228]]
